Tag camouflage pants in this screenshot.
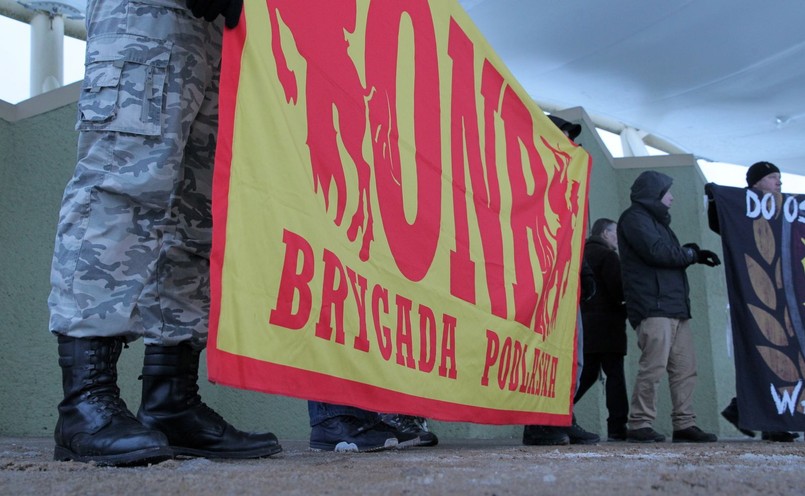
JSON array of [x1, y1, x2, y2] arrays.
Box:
[[48, 0, 223, 348]]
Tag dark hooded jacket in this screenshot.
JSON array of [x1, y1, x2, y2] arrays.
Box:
[[580, 235, 627, 354], [617, 171, 696, 328]]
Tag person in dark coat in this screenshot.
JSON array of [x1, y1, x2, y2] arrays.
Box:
[[523, 114, 599, 446], [576, 218, 629, 441], [706, 161, 798, 443], [618, 170, 721, 443]]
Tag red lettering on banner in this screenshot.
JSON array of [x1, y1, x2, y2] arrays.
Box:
[[541, 137, 582, 329], [447, 19, 477, 306], [269, 229, 315, 329], [417, 305, 437, 373], [478, 62, 509, 317], [529, 348, 559, 398], [259, 4, 584, 412], [267, 0, 374, 261], [517, 340, 530, 393], [394, 295, 417, 369], [480, 328, 557, 397], [481, 329, 499, 386], [265, 6, 582, 330], [497, 337, 512, 389], [508, 339, 525, 392], [372, 285, 393, 360], [366, 0, 442, 281], [549, 354, 558, 398], [347, 268, 370, 352], [315, 249, 348, 344], [269, 229, 459, 379], [526, 349, 540, 395], [447, 19, 507, 319], [438, 314, 458, 379], [501, 86, 553, 337]]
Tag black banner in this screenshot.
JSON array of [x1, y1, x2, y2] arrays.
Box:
[[709, 184, 805, 432]]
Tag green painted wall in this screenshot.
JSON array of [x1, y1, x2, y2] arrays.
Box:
[[0, 102, 738, 441], [1, 105, 77, 436]]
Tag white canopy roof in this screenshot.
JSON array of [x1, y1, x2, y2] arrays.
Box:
[[459, 0, 805, 175], [3, 0, 803, 175]]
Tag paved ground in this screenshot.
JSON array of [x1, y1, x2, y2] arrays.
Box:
[[1, 436, 803, 495]]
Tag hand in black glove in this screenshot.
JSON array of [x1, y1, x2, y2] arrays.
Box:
[[704, 183, 716, 201], [684, 243, 721, 267], [682, 243, 700, 264], [697, 249, 721, 267], [187, 0, 243, 29]]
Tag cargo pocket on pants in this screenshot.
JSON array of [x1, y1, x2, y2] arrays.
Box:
[[77, 34, 172, 137]]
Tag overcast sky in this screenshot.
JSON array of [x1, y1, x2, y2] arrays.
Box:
[[3, 15, 804, 192], [2, 16, 85, 103]]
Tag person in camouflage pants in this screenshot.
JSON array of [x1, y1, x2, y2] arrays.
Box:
[[48, 0, 281, 466]]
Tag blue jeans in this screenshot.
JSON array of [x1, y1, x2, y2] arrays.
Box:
[[308, 402, 379, 427]]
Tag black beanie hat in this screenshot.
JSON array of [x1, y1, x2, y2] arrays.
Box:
[[746, 161, 780, 187], [548, 115, 582, 141]]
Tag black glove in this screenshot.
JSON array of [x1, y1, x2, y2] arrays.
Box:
[[187, 0, 243, 29], [697, 249, 721, 267], [682, 243, 700, 264], [684, 243, 721, 267]]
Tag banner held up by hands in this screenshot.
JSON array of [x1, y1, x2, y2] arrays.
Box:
[[208, 0, 591, 425]]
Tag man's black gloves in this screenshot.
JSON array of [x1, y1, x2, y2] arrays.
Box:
[[697, 249, 721, 267], [187, 0, 243, 29], [683, 243, 721, 267]]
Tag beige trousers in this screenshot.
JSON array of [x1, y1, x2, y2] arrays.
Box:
[[628, 317, 698, 431]]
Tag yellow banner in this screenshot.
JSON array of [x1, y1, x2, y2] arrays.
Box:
[[209, 0, 591, 425]]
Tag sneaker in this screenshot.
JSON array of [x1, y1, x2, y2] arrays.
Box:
[[374, 418, 421, 448], [721, 398, 755, 438], [523, 425, 570, 446], [672, 426, 717, 443], [380, 414, 438, 447], [310, 415, 398, 452], [626, 427, 666, 443], [761, 431, 799, 442], [566, 417, 600, 445]]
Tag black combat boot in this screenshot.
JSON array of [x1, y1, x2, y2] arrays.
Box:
[[54, 336, 172, 466], [137, 344, 282, 459]]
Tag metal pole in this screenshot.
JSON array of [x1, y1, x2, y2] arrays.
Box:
[[29, 11, 64, 97], [620, 126, 649, 157]]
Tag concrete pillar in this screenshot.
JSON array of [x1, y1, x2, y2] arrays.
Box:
[[30, 11, 65, 97]]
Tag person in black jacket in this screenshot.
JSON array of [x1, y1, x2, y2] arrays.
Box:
[[618, 171, 721, 443], [706, 161, 798, 443], [577, 218, 629, 441], [523, 114, 599, 446]]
